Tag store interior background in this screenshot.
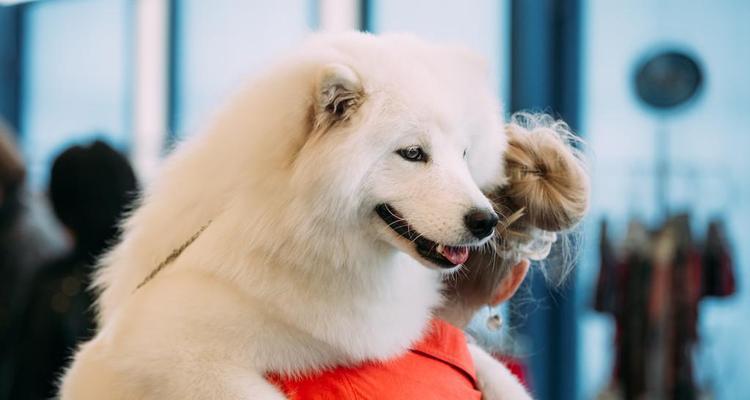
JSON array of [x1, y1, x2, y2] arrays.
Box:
[[0, 0, 748, 399]]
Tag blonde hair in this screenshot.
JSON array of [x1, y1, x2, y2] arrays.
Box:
[[445, 112, 590, 307]]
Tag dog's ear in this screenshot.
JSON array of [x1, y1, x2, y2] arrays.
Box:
[[314, 63, 365, 130]]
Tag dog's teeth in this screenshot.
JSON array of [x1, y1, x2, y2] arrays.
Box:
[[436, 244, 444, 253]]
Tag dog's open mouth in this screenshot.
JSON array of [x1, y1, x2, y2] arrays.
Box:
[[375, 204, 470, 268]]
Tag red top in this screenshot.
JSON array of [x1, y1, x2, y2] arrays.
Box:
[[268, 319, 481, 399]]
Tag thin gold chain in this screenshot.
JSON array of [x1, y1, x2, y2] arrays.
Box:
[[133, 221, 212, 292]]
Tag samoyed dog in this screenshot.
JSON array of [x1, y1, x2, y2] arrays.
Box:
[[60, 32, 526, 399]]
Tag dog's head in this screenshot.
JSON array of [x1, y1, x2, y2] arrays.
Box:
[[291, 33, 507, 271]]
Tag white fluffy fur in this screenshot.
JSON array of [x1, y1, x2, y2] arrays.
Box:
[[469, 343, 533, 400], [60, 32, 518, 399]]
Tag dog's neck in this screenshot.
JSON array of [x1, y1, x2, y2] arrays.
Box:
[[184, 192, 444, 363]]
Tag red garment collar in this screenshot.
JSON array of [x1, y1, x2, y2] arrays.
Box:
[[410, 318, 479, 389]]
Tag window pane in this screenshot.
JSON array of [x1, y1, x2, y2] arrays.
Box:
[[369, 0, 509, 104], [21, 0, 131, 187], [174, 0, 313, 137]]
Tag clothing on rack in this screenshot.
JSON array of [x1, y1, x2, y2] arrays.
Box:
[[593, 215, 735, 400], [701, 220, 736, 298]]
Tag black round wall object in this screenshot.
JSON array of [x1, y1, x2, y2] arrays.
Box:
[[634, 50, 703, 110]]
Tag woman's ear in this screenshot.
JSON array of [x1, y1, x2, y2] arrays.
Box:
[[489, 259, 530, 306]]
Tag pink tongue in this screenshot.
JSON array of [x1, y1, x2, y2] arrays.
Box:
[[439, 245, 470, 265]]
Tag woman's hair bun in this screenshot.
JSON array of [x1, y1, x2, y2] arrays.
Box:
[[495, 112, 589, 232]]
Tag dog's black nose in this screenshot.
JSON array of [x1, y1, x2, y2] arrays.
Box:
[[464, 209, 499, 239]]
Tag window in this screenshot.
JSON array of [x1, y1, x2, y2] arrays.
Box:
[[20, 0, 131, 187], [172, 0, 314, 137], [368, 0, 509, 105]]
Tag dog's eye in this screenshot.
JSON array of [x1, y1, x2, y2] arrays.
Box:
[[397, 146, 427, 162]]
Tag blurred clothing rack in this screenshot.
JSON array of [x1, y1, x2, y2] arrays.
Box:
[[594, 215, 735, 399]]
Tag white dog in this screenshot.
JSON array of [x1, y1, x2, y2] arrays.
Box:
[[60, 32, 530, 399]]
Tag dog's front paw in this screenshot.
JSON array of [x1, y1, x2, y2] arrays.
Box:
[[476, 375, 533, 400], [468, 343, 533, 400]]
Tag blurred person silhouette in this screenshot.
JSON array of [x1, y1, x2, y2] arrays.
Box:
[[7, 140, 138, 400], [0, 120, 64, 399]]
